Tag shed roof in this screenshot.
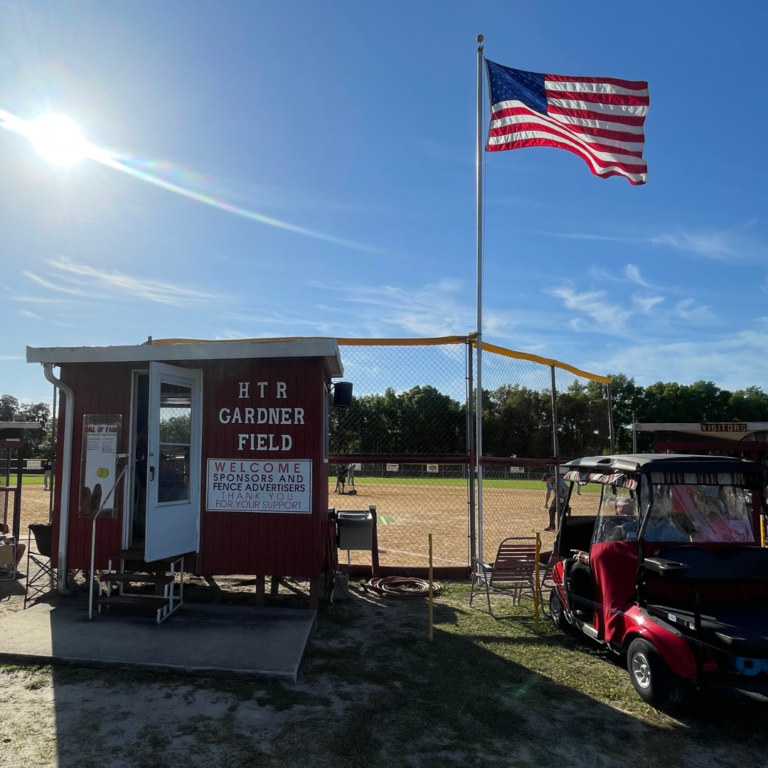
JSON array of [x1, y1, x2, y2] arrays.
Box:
[[26, 338, 344, 377]]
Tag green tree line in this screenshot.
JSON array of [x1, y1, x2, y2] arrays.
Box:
[[6, 374, 766, 462], [0, 394, 53, 458], [610, 375, 768, 452], [331, 377, 768, 459]]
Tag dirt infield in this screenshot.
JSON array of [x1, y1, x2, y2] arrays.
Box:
[[331, 481, 598, 569], [11, 484, 599, 572]]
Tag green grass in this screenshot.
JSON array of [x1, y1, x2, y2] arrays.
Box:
[[7, 583, 768, 767], [0, 474, 45, 486], [331, 475, 601, 491]]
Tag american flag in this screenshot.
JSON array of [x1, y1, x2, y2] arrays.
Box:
[[486, 60, 649, 185]]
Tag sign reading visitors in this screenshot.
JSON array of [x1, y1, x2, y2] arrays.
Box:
[[79, 414, 122, 519], [206, 459, 312, 513], [701, 423, 748, 433]]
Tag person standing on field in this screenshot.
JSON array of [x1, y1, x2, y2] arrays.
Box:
[[543, 474, 569, 532], [335, 464, 348, 495], [43, 456, 53, 491], [347, 463, 356, 491]]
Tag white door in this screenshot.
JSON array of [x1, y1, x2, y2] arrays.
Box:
[[145, 362, 203, 562]]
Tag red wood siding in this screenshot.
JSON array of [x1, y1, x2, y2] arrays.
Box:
[[52, 357, 330, 577], [53, 363, 133, 570], [197, 357, 328, 577]]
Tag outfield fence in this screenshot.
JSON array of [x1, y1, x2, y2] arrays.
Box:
[[329, 335, 612, 574]]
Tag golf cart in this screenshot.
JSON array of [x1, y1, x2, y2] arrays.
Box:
[[548, 454, 768, 707]]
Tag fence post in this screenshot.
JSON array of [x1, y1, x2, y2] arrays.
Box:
[[466, 338, 476, 567], [607, 383, 615, 455], [550, 366, 561, 524]]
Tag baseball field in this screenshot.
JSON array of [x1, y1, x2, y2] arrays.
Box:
[[330, 478, 598, 568], [9, 481, 600, 571]]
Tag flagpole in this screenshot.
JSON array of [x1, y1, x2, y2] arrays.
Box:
[[475, 34, 485, 563]]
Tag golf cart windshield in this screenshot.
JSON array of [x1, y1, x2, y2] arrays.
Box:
[[592, 486, 639, 544], [645, 483, 754, 544]]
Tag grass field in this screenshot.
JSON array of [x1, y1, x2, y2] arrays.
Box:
[[331, 475, 600, 491], [0, 475, 45, 486], [2, 582, 767, 768]]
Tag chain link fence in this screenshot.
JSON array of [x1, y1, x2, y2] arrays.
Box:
[[329, 336, 611, 572]]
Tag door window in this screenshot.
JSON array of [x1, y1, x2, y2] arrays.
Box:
[[158, 382, 192, 504]]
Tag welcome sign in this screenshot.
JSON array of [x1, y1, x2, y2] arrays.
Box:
[[206, 459, 312, 513]]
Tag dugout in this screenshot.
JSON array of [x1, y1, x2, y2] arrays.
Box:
[[26, 338, 344, 607], [634, 422, 768, 463]]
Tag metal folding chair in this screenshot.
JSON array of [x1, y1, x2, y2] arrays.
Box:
[[24, 523, 55, 609], [470, 536, 539, 617]]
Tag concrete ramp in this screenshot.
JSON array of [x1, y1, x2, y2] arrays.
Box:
[[0, 599, 316, 682]]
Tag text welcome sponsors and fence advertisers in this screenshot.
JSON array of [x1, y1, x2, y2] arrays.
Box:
[[206, 459, 312, 513]]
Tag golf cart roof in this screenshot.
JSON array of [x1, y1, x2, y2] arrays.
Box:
[[564, 454, 767, 476]]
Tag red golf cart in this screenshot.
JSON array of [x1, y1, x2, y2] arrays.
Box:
[[548, 454, 768, 707]]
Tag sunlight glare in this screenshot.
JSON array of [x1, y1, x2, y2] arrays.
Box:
[[29, 114, 89, 168]]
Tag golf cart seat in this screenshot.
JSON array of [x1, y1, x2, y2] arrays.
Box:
[[555, 515, 596, 557], [644, 545, 768, 655]]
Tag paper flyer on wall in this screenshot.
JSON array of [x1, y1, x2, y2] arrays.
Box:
[[79, 414, 122, 519]]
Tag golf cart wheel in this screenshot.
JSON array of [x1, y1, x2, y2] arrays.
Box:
[[626, 638, 686, 709], [549, 589, 569, 632]]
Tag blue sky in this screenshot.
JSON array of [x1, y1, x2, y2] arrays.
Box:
[[1, 0, 766, 403]]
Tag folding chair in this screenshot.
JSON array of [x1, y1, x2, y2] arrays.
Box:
[[470, 537, 538, 617], [24, 523, 55, 609]]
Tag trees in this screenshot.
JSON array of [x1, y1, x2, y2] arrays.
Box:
[[608, 377, 768, 453], [0, 394, 51, 457]]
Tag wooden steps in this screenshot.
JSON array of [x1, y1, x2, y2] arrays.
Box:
[[99, 573, 175, 586], [94, 595, 170, 610], [90, 553, 186, 624]]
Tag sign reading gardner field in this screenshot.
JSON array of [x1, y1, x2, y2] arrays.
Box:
[[206, 459, 312, 513]]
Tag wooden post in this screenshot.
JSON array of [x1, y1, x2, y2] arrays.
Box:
[[270, 575, 280, 596], [309, 577, 319, 610], [534, 532, 541, 634], [428, 533, 434, 641], [762, 515, 766, 548], [255, 574, 265, 606]]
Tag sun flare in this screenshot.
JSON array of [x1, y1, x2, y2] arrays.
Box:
[[28, 114, 89, 168]]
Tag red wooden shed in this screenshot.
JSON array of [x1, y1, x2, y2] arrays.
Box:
[[26, 338, 343, 609]]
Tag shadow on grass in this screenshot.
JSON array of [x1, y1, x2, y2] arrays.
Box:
[[12, 581, 768, 768]]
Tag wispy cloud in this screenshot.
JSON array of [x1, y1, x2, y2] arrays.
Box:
[[632, 294, 664, 313], [536, 228, 767, 262], [649, 232, 737, 259], [549, 288, 631, 334], [590, 263, 656, 289], [625, 264, 651, 287], [304, 278, 537, 341], [22, 257, 223, 308], [591, 322, 768, 389], [674, 298, 715, 322]]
